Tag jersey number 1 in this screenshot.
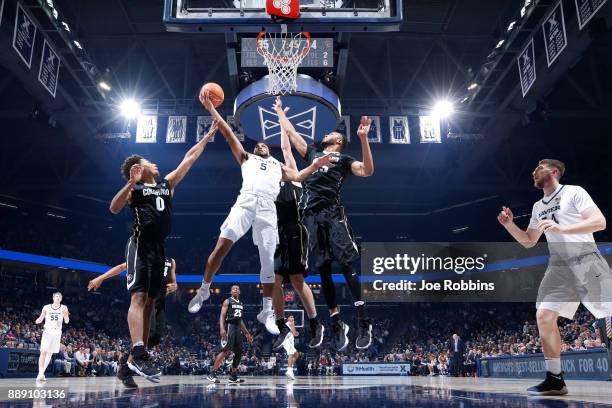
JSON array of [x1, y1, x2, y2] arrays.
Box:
[[156, 196, 165, 211]]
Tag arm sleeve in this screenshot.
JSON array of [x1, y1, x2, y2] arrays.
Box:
[[572, 186, 596, 213]]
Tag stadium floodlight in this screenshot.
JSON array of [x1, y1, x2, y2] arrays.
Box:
[[467, 83, 478, 91], [432, 100, 454, 119], [120, 99, 141, 119], [98, 81, 111, 91], [507, 21, 516, 32], [61, 21, 70, 32], [73, 40, 83, 50], [495, 40, 505, 49]]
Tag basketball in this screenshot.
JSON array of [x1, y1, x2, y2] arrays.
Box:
[[199, 82, 224, 108]]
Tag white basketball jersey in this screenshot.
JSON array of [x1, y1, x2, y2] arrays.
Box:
[[44, 304, 64, 330], [240, 154, 282, 200], [529, 185, 598, 255]]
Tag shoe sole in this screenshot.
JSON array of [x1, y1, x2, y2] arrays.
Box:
[[527, 387, 568, 396], [309, 326, 325, 348], [337, 324, 349, 352], [273, 333, 292, 351], [127, 362, 162, 382], [356, 326, 373, 350], [258, 311, 280, 335]]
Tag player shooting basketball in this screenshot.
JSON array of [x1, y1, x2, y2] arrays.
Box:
[[109, 121, 218, 384], [498, 159, 612, 395], [274, 96, 374, 351], [188, 93, 338, 337]]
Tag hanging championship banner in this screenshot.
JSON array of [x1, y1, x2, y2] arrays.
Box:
[[196, 116, 214, 142], [38, 39, 60, 98], [367, 116, 382, 143], [336, 115, 351, 142], [518, 39, 536, 97], [389, 116, 410, 144], [419, 116, 441, 143], [543, 2, 567, 67], [166, 116, 187, 143], [575, 0, 608, 30], [136, 115, 157, 143], [227, 116, 245, 142], [12, 3, 36, 68]]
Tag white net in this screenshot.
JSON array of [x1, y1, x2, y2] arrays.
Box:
[[256, 30, 312, 95]]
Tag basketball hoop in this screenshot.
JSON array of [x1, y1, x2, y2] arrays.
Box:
[[256, 27, 312, 95]]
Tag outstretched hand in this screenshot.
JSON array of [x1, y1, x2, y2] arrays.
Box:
[[129, 164, 143, 184], [272, 96, 289, 115], [497, 206, 513, 225], [203, 120, 219, 142], [357, 116, 372, 139], [313, 152, 340, 168], [87, 277, 103, 292]]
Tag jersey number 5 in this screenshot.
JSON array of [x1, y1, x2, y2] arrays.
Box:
[[156, 196, 165, 211], [260, 163, 267, 171]]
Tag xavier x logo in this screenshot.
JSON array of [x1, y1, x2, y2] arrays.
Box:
[[258, 106, 317, 141]]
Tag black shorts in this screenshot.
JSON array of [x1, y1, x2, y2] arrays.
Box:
[[274, 220, 308, 280], [125, 236, 165, 298], [302, 205, 359, 268], [222, 323, 243, 353]]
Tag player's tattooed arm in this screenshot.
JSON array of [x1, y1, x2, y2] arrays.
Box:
[[280, 126, 298, 171], [202, 95, 248, 165], [351, 116, 375, 177], [281, 152, 338, 182], [273, 97, 308, 160], [497, 206, 542, 248], [88, 263, 127, 291], [219, 299, 229, 338], [166, 258, 178, 294], [165, 121, 218, 190], [240, 321, 253, 343], [35, 307, 46, 324], [110, 165, 141, 214]]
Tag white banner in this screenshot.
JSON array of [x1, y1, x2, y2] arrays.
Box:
[[196, 116, 214, 142], [419, 115, 441, 143], [518, 39, 536, 97], [13, 2, 36, 68], [389, 116, 410, 144], [38, 39, 60, 98], [367, 116, 382, 143], [136, 115, 158, 143], [543, 2, 568, 67], [166, 116, 187, 143], [336, 115, 351, 142], [227, 115, 245, 142], [342, 363, 410, 376]]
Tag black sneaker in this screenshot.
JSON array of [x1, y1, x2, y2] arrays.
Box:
[[527, 371, 568, 395], [128, 353, 162, 380], [356, 318, 372, 349], [206, 371, 220, 384], [308, 322, 324, 348], [332, 321, 349, 352], [273, 325, 292, 350], [228, 374, 245, 384], [117, 361, 138, 389]]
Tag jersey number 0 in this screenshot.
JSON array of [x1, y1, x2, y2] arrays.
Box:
[[156, 196, 165, 211]]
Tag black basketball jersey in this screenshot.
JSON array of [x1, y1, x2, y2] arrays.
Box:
[[225, 297, 244, 325], [300, 146, 355, 212], [129, 179, 172, 240], [275, 181, 302, 224], [162, 257, 173, 286]]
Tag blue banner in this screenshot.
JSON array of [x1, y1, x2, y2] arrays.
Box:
[[481, 349, 611, 380], [38, 39, 60, 98], [12, 2, 36, 68], [575, 0, 608, 29], [543, 2, 568, 67], [518, 39, 536, 98], [0, 348, 40, 378]]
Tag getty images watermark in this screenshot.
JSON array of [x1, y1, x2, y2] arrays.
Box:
[[361, 242, 612, 303]]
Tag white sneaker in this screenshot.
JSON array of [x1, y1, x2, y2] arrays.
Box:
[[36, 374, 46, 382], [257, 310, 280, 335], [188, 288, 210, 313], [285, 368, 296, 380]]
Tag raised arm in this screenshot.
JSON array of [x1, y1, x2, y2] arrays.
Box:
[[166, 258, 178, 294], [281, 152, 338, 182], [273, 97, 308, 159], [109, 165, 141, 214], [202, 96, 248, 165], [350, 116, 375, 177], [88, 263, 127, 291], [497, 206, 542, 248], [165, 121, 218, 190], [280, 126, 297, 171]]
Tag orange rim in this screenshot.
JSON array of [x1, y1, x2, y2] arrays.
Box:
[[256, 31, 312, 63]]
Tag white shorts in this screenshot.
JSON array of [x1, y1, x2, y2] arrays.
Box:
[[536, 252, 612, 319], [283, 334, 297, 355], [40, 329, 62, 353], [220, 193, 279, 247]]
